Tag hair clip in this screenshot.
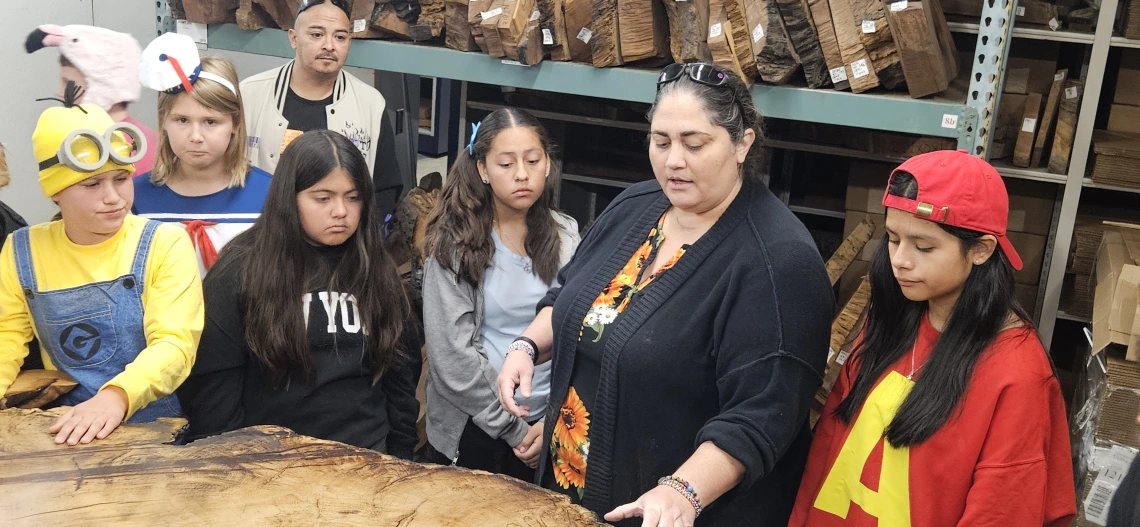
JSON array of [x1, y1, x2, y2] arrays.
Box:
[[468, 121, 481, 156]]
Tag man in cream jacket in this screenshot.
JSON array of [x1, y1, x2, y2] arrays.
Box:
[[240, 0, 405, 217]]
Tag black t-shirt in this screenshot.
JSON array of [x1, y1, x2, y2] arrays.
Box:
[[281, 87, 404, 220], [177, 243, 420, 457], [1110, 454, 1140, 527]]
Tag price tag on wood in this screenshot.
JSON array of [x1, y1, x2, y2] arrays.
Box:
[[543, 29, 553, 45], [1022, 118, 1037, 133], [942, 114, 959, 129], [829, 66, 848, 83], [353, 19, 367, 33], [1049, 17, 1060, 30], [531, 9, 541, 21], [482, 7, 503, 19], [862, 19, 876, 33], [1055, 71, 1065, 81], [577, 27, 592, 43], [752, 24, 764, 43], [890, 1, 908, 11], [1066, 86, 1079, 99], [1015, 6, 1026, 16], [851, 59, 870, 79], [709, 23, 723, 39]]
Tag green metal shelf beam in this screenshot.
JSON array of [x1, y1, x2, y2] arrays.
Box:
[[207, 23, 975, 142]]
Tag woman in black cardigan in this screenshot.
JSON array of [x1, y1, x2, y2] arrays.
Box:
[[496, 63, 834, 526]]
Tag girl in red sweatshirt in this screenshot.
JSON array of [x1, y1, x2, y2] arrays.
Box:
[[790, 150, 1076, 527]]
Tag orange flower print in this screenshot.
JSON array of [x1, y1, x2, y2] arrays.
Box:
[[553, 444, 587, 489], [554, 387, 591, 447]]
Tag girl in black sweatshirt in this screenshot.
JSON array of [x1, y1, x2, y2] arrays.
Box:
[[177, 130, 419, 458]]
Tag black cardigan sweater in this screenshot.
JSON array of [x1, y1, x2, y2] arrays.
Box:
[[536, 179, 834, 526]]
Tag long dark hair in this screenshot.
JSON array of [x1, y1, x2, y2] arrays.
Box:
[[424, 107, 563, 287], [835, 171, 1036, 447], [209, 130, 409, 384]]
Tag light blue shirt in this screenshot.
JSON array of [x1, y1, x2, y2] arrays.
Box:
[[481, 230, 553, 422]]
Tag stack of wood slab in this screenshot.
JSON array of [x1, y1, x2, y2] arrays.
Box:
[[1122, 0, 1140, 39], [190, 0, 447, 40], [990, 44, 1081, 174]]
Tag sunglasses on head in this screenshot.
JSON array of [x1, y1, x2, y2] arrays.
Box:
[[297, 0, 352, 18], [657, 62, 737, 106]]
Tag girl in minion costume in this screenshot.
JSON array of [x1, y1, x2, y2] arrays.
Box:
[[0, 96, 203, 446]]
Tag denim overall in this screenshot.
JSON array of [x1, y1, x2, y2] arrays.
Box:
[[12, 220, 182, 422]]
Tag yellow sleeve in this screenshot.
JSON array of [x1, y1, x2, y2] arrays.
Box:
[[0, 235, 35, 396], [103, 225, 203, 418]]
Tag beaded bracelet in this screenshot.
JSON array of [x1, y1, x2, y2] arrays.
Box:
[[507, 337, 538, 363], [657, 475, 703, 518]]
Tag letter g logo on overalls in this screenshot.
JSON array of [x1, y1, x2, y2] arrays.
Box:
[[59, 323, 103, 361]]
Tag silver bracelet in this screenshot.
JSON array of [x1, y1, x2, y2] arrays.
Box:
[[507, 338, 537, 363]]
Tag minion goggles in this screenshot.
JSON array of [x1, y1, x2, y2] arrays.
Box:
[[37, 122, 146, 173]]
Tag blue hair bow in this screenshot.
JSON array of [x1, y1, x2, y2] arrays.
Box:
[[468, 121, 481, 156]]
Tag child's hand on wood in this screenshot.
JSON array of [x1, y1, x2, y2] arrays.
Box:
[[48, 386, 128, 445]]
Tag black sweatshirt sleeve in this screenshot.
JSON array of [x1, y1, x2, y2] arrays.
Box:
[[176, 261, 248, 442], [373, 110, 404, 221], [380, 320, 422, 460], [693, 238, 833, 488]]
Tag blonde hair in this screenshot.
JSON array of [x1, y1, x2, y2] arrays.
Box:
[[152, 55, 249, 187], [0, 143, 9, 188]]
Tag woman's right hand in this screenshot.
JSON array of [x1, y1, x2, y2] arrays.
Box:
[[497, 349, 534, 418]]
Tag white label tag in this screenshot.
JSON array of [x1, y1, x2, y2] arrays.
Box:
[[827, 348, 836, 363], [577, 27, 592, 43], [353, 19, 367, 33], [542, 28, 553, 45], [1084, 447, 1137, 525], [836, 349, 851, 365], [482, 7, 503, 19], [1049, 17, 1060, 30], [1066, 86, 1079, 99], [501, 59, 530, 66], [1016, 5, 1026, 16], [890, 0, 908, 11], [862, 19, 876, 33], [851, 59, 870, 78], [829, 66, 849, 83], [1055, 71, 1065, 81], [1022, 118, 1037, 133], [709, 22, 723, 39], [752, 24, 764, 42], [942, 114, 959, 129], [175, 20, 209, 47], [530, 9, 541, 21]]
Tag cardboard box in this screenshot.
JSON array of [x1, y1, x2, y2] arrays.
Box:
[[1092, 224, 1140, 359], [1005, 179, 1056, 236], [1114, 52, 1140, 106], [1108, 104, 1140, 135], [1009, 231, 1048, 286], [843, 211, 887, 261], [845, 161, 893, 214]]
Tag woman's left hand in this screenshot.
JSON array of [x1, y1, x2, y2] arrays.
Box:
[[604, 485, 697, 527]]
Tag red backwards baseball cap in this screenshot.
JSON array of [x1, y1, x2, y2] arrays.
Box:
[[881, 150, 1023, 271]]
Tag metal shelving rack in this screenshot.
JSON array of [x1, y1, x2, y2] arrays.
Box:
[[196, 0, 1127, 348]]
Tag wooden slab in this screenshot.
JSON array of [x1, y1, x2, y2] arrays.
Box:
[[811, 275, 870, 428], [826, 217, 875, 285], [619, 0, 670, 63], [723, 0, 761, 77], [446, 0, 479, 50], [1031, 70, 1068, 168], [849, 0, 904, 89], [887, 0, 956, 98], [1013, 92, 1043, 167], [480, 0, 508, 57], [468, 0, 492, 53], [237, 0, 276, 29], [1015, 0, 1059, 26], [0, 408, 605, 526], [591, 0, 624, 66], [563, 0, 595, 62], [755, 0, 801, 84], [251, 0, 300, 29], [806, 0, 849, 90], [661, 0, 714, 63], [709, 4, 752, 84], [497, 0, 529, 59], [537, 0, 573, 60], [775, 0, 829, 88], [0, 370, 77, 410], [518, 16, 546, 64], [421, 0, 447, 37], [184, 0, 240, 24], [828, 0, 880, 92], [1048, 79, 1083, 174]]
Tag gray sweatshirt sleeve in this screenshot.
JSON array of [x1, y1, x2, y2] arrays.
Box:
[[422, 257, 529, 447]]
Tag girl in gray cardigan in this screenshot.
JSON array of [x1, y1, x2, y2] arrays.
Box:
[[422, 108, 579, 480]]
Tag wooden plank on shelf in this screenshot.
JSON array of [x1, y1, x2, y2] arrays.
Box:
[[497, 0, 532, 59], [446, 0, 479, 51], [421, 0, 447, 37], [849, 0, 904, 89], [1032, 70, 1068, 168], [590, 0, 624, 66], [660, 0, 714, 63], [724, 0, 761, 77], [1013, 92, 1043, 167], [828, 0, 880, 93], [886, 0, 955, 98], [619, 0, 670, 63], [1048, 79, 1083, 174], [537, 0, 572, 60], [1015, 0, 1059, 26], [237, 0, 276, 30], [806, 0, 850, 90], [775, 0, 829, 88], [518, 16, 546, 64], [250, 0, 298, 29], [826, 217, 876, 284], [480, 0, 508, 56], [709, 5, 751, 83], [755, 0, 801, 84], [468, 0, 491, 53], [185, 0, 240, 24], [563, 0, 594, 62]]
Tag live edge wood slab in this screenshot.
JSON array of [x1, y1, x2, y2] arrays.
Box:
[[0, 408, 606, 527]]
